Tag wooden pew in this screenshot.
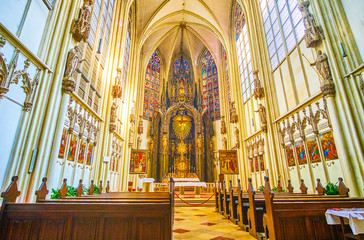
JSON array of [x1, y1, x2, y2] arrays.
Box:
[[228, 180, 239, 224], [247, 178, 266, 239], [236, 179, 249, 231], [262, 176, 363, 240], [214, 182, 219, 211], [222, 180, 230, 218], [217, 181, 224, 214], [0, 176, 175, 240]]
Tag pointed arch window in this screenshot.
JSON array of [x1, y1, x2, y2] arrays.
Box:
[[235, 2, 253, 102], [143, 51, 161, 120], [202, 51, 220, 120], [259, 0, 304, 69]]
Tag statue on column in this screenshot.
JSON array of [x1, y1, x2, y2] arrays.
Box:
[[230, 102, 239, 123], [235, 127, 240, 149], [109, 100, 118, 133], [222, 137, 227, 150], [299, 1, 324, 48], [71, 0, 94, 42], [310, 50, 335, 97], [253, 70, 264, 100], [255, 104, 268, 132], [221, 116, 227, 134], [62, 46, 83, 94]]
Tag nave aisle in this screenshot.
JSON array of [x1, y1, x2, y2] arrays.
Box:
[[173, 207, 255, 240]]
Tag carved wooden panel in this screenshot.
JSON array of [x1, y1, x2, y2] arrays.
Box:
[[72, 218, 98, 240], [4, 218, 33, 240], [38, 218, 65, 240], [103, 217, 132, 240], [279, 217, 308, 240], [136, 218, 164, 240]]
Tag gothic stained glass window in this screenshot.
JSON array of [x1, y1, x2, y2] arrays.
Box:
[[143, 51, 161, 120], [202, 50, 220, 121], [235, 2, 253, 102], [259, 0, 304, 69]]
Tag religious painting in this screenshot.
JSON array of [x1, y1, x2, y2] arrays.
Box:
[[78, 139, 86, 163], [306, 137, 321, 163], [58, 128, 68, 159], [219, 150, 239, 174], [67, 134, 78, 161], [86, 142, 94, 165], [285, 145, 295, 167], [320, 131, 338, 160], [130, 150, 148, 174], [249, 157, 254, 172], [254, 157, 259, 172], [259, 155, 265, 171], [295, 141, 307, 165]]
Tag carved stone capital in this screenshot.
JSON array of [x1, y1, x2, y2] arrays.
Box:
[[62, 76, 77, 94], [320, 79, 336, 98], [109, 122, 117, 133]]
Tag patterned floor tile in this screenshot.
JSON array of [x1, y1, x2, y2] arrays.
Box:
[[173, 229, 191, 234], [200, 222, 217, 226]]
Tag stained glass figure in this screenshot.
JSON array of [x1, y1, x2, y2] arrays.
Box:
[[202, 50, 220, 121], [143, 51, 161, 120]]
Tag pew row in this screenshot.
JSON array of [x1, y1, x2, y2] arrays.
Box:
[[0, 176, 175, 240], [262, 176, 364, 240]]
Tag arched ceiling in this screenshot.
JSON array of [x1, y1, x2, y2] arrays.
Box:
[[135, 0, 234, 77]]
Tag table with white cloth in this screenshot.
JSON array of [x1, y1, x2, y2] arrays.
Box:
[[140, 178, 155, 192], [325, 208, 364, 238], [174, 181, 207, 195]]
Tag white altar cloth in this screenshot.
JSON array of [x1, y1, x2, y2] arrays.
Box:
[[175, 182, 207, 187], [173, 178, 200, 182], [325, 208, 364, 235]]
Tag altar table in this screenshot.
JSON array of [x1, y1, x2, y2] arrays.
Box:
[[326, 208, 364, 238]]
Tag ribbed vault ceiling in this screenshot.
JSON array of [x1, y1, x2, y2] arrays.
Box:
[[135, 0, 233, 75]]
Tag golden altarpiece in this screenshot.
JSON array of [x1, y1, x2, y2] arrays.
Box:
[[149, 54, 214, 182]]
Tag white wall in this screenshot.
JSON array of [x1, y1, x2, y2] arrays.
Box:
[[341, 0, 364, 60]]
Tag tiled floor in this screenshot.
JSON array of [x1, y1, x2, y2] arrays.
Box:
[[173, 207, 256, 240]]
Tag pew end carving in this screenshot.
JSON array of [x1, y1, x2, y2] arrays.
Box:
[[287, 180, 294, 193], [338, 177, 349, 196], [300, 179, 308, 194], [35, 177, 49, 201], [76, 179, 83, 197], [1, 176, 21, 203], [316, 178, 325, 195], [99, 180, 103, 194], [277, 180, 282, 192], [89, 180, 94, 195], [59, 178, 68, 198], [106, 180, 110, 193]]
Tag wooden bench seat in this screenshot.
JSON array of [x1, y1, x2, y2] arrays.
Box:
[[262, 176, 364, 240], [0, 176, 175, 240]]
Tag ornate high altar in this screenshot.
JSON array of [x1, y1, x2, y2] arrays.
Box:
[[149, 53, 214, 182]]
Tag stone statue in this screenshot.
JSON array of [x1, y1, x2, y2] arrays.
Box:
[[222, 137, 227, 150], [71, 0, 93, 42], [64, 46, 83, 78], [110, 101, 118, 122], [253, 70, 264, 99], [138, 116, 143, 134], [255, 104, 268, 132], [299, 1, 324, 48], [188, 84, 192, 97], [235, 127, 240, 148], [230, 102, 239, 123], [172, 85, 176, 98], [137, 137, 142, 149], [162, 136, 168, 153], [111, 68, 122, 98], [310, 50, 333, 82], [221, 116, 227, 134], [209, 139, 214, 152]]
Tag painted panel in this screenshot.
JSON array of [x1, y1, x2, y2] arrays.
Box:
[[285, 145, 295, 167], [320, 131, 338, 160], [295, 141, 307, 165], [306, 137, 321, 163]]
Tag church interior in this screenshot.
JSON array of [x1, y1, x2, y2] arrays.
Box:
[[0, 0, 363, 239]]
